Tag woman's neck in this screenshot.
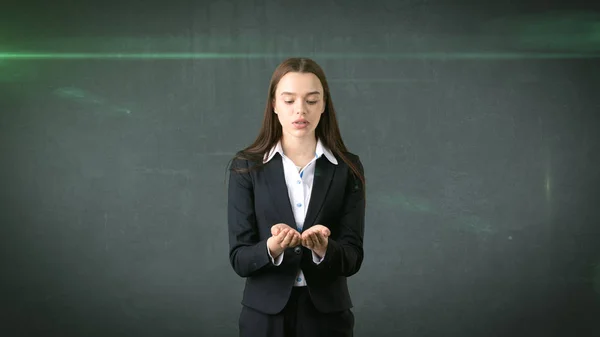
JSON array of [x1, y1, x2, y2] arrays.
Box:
[[281, 135, 317, 159]]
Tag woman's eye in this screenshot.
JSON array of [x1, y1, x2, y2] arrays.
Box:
[[283, 100, 318, 104]]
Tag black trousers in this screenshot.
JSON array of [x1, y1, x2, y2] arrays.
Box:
[[239, 286, 354, 337]]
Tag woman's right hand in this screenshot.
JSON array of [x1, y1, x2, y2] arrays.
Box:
[[267, 223, 301, 258]]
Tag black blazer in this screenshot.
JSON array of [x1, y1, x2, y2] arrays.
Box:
[[227, 151, 366, 314]]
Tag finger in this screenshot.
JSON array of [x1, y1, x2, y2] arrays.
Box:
[[302, 228, 315, 238], [276, 228, 289, 241], [304, 232, 313, 248], [273, 227, 284, 237], [320, 231, 328, 242], [280, 230, 295, 248], [302, 231, 313, 242], [282, 230, 294, 246], [313, 225, 328, 236], [319, 233, 328, 247], [297, 232, 304, 245], [274, 223, 292, 236], [302, 236, 312, 249], [312, 232, 322, 246], [288, 232, 298, 246], [314, 231, 325, 246], [291, 233, 302, 246], [312, 233, 322, 248]]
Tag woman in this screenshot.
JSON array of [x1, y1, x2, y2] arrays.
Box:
[[227, 57, 366, 337]]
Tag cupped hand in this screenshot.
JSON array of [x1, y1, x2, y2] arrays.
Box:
[[267, 223, 301, 258], [301, 224, 330, 258]]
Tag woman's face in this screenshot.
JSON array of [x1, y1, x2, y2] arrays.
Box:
[[272, 72, 325, 140]]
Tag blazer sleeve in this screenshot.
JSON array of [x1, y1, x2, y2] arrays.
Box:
[[316, 155, 366, 277], [227, 158, 273, 277]]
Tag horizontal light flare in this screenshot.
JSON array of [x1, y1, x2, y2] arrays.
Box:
[[1, 52, 600, 60]]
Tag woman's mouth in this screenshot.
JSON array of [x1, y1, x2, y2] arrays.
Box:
[[293, 120, 308, 129]]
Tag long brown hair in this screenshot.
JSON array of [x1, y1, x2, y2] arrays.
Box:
[[228, 57, 365, 190]]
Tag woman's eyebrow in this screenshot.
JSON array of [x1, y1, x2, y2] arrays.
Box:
[[280, 91, 321, 96]]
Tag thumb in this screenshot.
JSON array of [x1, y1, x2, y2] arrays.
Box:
[[321, 227, 331, 237], [271, 223, 286, 236], [271, 225, 281, 236]]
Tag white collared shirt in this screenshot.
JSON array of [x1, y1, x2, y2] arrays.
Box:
[[264, 138, 338, 286]]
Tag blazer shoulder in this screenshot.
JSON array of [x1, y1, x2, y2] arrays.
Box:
[[338, 151, 362, 166], [228, 151, 264, 172], [343, 151, 360, 160], [228, 153, 248, 170]]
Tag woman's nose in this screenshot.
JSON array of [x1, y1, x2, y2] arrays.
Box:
[[295, 104, 307, 114]]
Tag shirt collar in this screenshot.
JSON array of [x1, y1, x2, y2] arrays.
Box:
[[263, 138, 338, 165]]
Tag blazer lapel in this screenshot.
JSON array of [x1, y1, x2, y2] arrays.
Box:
[[303, 156, 336, 231], [264, 155, 296, 228]]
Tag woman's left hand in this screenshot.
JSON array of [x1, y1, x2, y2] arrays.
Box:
[[301, 224, 330, 258]]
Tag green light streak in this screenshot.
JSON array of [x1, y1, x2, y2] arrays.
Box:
[[482, 11, 600, 52], [545, 169, 551, 203], [53, 86, 132, 114], [373, 192, 496, 238], [1, 52, 599, 60], [376, 193, 433, 213], [593, 263, 600, 296]]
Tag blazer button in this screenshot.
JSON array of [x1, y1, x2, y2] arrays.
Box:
[[294, 246, 301, 254]]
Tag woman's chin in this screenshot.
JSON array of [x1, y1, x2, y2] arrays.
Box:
[[284, 128, 315, 138]]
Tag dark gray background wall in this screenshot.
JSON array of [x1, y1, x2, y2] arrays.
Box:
[[1, 1, 599, 336]]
